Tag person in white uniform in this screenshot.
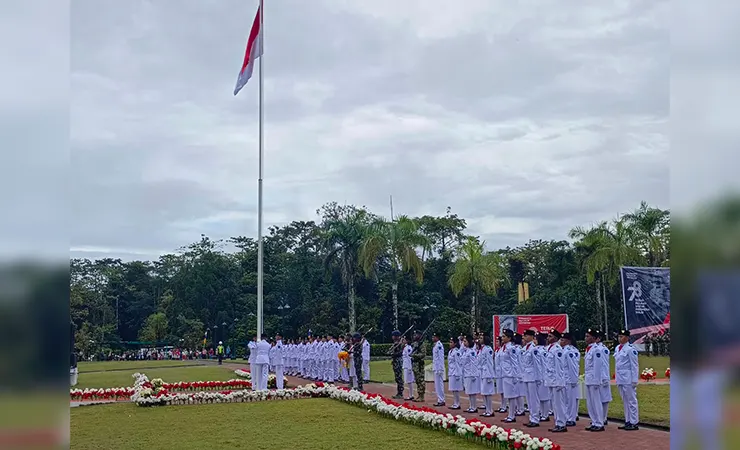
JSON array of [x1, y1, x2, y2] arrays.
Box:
[[595, 332, 613, 426], [614, 329, 639, 430], [494, 336, 507, 413], [273, 334, 285, 389], [361, 337, 371, 382], [462, 336, 480, 412], [247, 336, 257, 390], [402, 338, 415, 400], [512, 333, 527, 416], [520, 329, 541, 427], [431, 333, 446, 406], [446, 337, 463, 410], [548, 331, 568, 433], [254, 337, 271, 390], [583, 328, 609, 432], [561, 332, 581, 426], [535, 333, 551, 422], [498, 329, 520, 423], [478, 335, 496, 417]]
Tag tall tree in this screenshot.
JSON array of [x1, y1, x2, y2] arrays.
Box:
[[623, 201, 670, 266], [359, 215, 428, 329], [318, 202, 373, 332], [448, 236, 508, 334]]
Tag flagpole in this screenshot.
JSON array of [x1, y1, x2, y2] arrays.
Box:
[[256, 0, 265, 342]]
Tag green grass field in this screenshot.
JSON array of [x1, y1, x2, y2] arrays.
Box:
[[70, 398, 485, 450], [75, 365, 242, 389], [78, 360, 203, 373], [577, 384, 670, 427]]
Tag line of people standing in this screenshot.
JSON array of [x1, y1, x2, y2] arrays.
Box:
[[247, 332, 372, 391], [390, 327, 640, 433]]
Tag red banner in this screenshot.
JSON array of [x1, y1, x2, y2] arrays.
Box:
[[492, 314, 569, 348]]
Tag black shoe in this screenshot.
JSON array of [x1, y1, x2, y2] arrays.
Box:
[[448, 405, 461, 410], [501, 418, 516, 423], [604, 420, 608, 426], [565, 421, 576, 427], [392, 394, 403, 399], [404, 397, 414, 401], [496, 407, 507, 413], [540, 416, 550, 422], [515, 411, 525, 416], [481, 413, 493, 417], [625, 424, 639, 431], [590, 426, 605, 432], [549, 426, 567, 433], [575, 416, 579, 421], [584, 426, 594, 431], [548, 411, 554, 416], [618, 423, 630, 430], [524, 422, 539, 428], [478, 405, 486, 409]]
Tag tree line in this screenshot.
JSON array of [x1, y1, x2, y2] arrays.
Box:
[[70, 201, 669, 355]]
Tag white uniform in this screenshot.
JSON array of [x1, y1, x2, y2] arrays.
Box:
[[478, 345, 495, 414], [521, 341, 541, 424], [563, 344, 581, 422], [462, 347, 480, 396], [248, 341, 257, 389], [614, 342, 639, 425], [254, 339, 271, 390], [551, 343, 568, 428], [402, 344, 414, 384], [361, 339, 371, 381], [432, 340, 446, 404], [447, 346, 463, 408], [499, 341, 520, 420], [534, 344, 550, 419], [273, 339, 284, 389], [584, 343, 610, 428]]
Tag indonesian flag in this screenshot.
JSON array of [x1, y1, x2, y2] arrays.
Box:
[[233, 7, 263, 96]]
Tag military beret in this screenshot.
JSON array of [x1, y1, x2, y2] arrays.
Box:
[[549, 329, 562, 339], [586, 328, 601, 338], [432, 332, 440, 338], [523, 329, 536, 337], [414, 330, 422, 335], [562, 332, 573, 340], [618, 329, 630, 337], [391, 330, 401, 337], [352, 333, 361, 339]]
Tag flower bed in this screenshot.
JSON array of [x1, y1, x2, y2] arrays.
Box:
[[233, 369, 288, 389], [130, 373, 560, 450], [641, 367, 656, 382], [71, 378, 252, 401]]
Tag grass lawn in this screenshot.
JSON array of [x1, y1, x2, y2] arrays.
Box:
[[78, 360, 203, 373], [578, 384, 670, 427], [70, 398, 485, 450], [75, 365, 243, 389]]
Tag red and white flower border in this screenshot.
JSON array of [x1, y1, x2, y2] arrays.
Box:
[[130, 373, 561, 450], [71, 377, 253, 402]]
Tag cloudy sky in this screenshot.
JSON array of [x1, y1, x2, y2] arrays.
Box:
[[64, 0, 672, 261]]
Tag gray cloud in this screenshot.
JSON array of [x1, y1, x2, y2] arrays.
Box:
[[54, 0, 674, 259]]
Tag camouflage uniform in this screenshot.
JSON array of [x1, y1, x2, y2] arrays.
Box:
[[352, 334, 363, 391], [411, 339, 427, 401], [390, 341, 404, 397]]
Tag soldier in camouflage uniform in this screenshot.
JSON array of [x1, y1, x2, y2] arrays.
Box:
[[351, 333, 364, 391], [410, 330, 427, 402], [389, 330, 404, 399]]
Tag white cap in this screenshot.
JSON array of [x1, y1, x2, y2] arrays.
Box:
[[218, 341, 223, 345]]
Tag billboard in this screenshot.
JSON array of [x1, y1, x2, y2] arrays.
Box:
[[620, 266, 670, 347], [492, 314, 569, 348]]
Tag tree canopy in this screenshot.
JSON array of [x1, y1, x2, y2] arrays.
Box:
[[70, 201, 670, 353]]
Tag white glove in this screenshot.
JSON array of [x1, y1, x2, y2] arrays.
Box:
[[601, 380, 609, 387]]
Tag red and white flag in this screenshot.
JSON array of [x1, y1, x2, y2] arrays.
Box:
[[233, 7, 263, 96]]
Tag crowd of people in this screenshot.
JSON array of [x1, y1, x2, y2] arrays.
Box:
[[244, 327, 641, 435]]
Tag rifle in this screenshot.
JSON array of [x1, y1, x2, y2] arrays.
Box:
[[347, 327, 373, 354], [386, 323, 415, 356], [409, 318, 437, 356]]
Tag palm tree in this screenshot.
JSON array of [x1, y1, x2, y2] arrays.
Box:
[[622, 201, 670, 266], [322, 207, 371, 333], [448, 236, 508, 334], [359, 215, 429, 329], [569, 218, 644, 336]]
